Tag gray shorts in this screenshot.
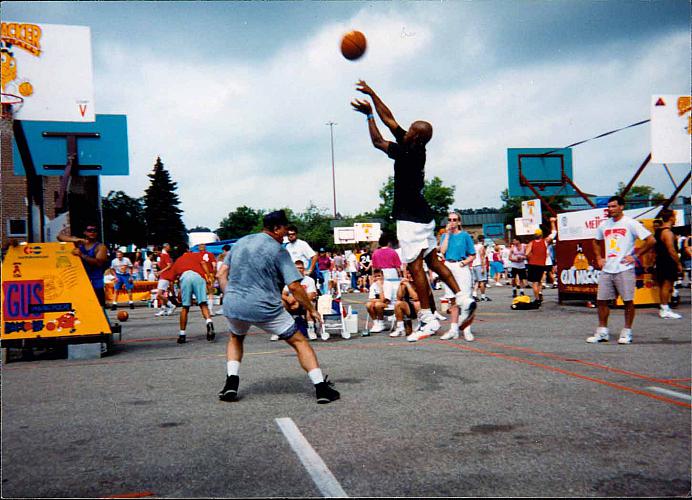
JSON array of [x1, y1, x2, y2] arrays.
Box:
[[225, 309, 298, 339], [472, 265, 487, 283], [597, 269, 636, 302]]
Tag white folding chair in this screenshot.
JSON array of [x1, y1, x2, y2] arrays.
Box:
[[316, 295, 349, 340]]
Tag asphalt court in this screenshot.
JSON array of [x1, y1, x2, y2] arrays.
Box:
[[2, 285, 690, 498]]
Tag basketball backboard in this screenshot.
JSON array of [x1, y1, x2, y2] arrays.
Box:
[[12, 115, 129, 176], [1, 21, 95, 122], [507, 148, 576, 197]]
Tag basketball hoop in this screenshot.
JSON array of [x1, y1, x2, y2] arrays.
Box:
[[1, 92, 24, 120]]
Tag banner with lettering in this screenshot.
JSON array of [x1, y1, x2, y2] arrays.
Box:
[[1, 242, 111, 341]]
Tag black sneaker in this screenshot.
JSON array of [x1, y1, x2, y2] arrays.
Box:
[[177, 335, 186, 344], [111, 304, 117, 311], [129, 302, 135, 310], [512, 289, 517, 298], [315, 376, 340, 404], [218, 375, 239, 402], [483, 296, 492, 302], [206, 322, 215, 341]]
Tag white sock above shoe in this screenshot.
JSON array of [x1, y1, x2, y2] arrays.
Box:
[[227, 360, 240, 377], [308, 368, 324, 385]]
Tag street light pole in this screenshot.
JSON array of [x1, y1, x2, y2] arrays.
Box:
[[326, 121, 337, 218]]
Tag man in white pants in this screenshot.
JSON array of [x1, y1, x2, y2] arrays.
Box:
[[439, 212, 477, 341]]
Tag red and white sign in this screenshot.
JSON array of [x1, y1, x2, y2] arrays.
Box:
[[651, 95, 691, 164]]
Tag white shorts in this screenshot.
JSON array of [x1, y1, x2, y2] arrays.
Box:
[[443, 261, 474, 299], [225, 309, 298, 339], [157, 278, 170, 291], [382, 268, 399, 281], [396, 219, 437, 264]]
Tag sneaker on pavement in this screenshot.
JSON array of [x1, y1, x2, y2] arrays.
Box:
[[586, 329, 609, 343], [111, 304, 117, 311], [155, 309, 166, 317], [369, 320, 386, 333], [129, 302, 135, 310], [483, 296, 492, 302], [618, 330, 633, 344], [315, 376, 340, 404], [269, 334, 280, 341], [341, 330, 351, 340], [495, 282, 504, 286], [440, 329, 459, 340], [389, 328, 405, 337], [321, 330, 330, 341], [218, 375, 239, 402], [458, 300, 477, 328], [206, 322, 215, 342], [407, 319, 440, 342], [660, 309, 682, 319], [462, 327, 474, 342], [434, 311, 447, 321], [177, 335, 186, 344], [307, 328, 318, 340]]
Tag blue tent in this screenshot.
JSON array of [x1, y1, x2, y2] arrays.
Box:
[[191, 239, 238, 256]]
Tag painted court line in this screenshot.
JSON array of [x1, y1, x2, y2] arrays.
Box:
[[276, 417, 348, 498], [647, 387, 692, 401]]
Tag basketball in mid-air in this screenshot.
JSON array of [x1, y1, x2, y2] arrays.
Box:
[[340, 30, 367, 60], [117, 310, 129, 322]]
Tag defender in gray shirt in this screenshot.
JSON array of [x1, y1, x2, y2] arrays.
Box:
[[216, 210, 340, 404]]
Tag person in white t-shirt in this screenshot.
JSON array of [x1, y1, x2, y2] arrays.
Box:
[[366, 269, 396, 333], [284, 225, 318, 277], [587, 196, 655, 345], [111, 250, 135, 310]]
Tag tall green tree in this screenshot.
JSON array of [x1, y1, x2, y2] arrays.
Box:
[[142, 157, 187, 246], [217, 206, 265, 240], [101, 190, 147, 247], [370, 176, 456, 233], [616, 183, 666, 205]]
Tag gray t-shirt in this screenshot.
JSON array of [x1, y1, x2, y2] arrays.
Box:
[[222, 232, 302, 322]]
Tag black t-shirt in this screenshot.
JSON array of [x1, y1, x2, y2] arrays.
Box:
[[387, 126, 435, 223]]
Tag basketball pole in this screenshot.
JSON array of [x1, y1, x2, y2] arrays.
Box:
[[326, 121, 338, 218]]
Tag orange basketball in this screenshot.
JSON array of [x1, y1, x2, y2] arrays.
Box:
[[340, 30, 367, 61], [117, 310, 129, 322]]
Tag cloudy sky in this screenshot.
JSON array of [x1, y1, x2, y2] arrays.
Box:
[[5, 1, 690, 229]]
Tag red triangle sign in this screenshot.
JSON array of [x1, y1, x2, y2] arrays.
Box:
[[79, 104, 88, 117], [655, 97, 666, 106]]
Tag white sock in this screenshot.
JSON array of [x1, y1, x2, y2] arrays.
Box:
[[596, 327, 608, 334], [129, 301, 133, 304], [206, 318, 213, 324], [179, 330, 186, 337], [661, 304, 670, 311], [397, 321, 404, 329], [621, 328, 632, 335], [226, 360, 240, 377], [308, 368, 324, 385], [449, 323, 459, 333]]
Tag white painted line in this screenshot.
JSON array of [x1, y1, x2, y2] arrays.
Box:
[[647, 386, 692, 401], [275, 417, 348, 498]]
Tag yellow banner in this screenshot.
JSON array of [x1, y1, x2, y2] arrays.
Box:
[[105, 281, 158, 303], [1, 242, 111, 340]]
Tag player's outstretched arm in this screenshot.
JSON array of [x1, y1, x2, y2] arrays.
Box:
[[351, 98, 389, 152], [356, 80, 399, 133]]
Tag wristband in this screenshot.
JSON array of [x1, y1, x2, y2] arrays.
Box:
[[366, 114, 374, 120]]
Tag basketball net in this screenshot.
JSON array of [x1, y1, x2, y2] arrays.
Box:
[[1, 92, 24, 125]]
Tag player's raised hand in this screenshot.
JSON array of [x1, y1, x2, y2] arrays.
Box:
[[351, 98, 372, 114], [356, 80, 374, 96]]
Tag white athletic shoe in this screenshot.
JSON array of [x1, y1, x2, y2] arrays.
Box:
[[457, 297, 477, 328], [494, 282, 504, 287], [307, 328, 318, 341], [165, 305, 176, 316], [440, 329, 459, 340], [341, 330, 351, 340], [617, 330, 633, 345], [586, 328, 609, 343], [321, 330, 330, 341], [407, 318, 440, 342], [434, 311, 447, 321], [155, 310, 166, 317], [462, 327, 474, 342], [659, 309, 682, 319], [389, 328, 405, 337], [369, 320, 386, 333]]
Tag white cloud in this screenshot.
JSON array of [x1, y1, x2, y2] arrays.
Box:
[[96, 6, 690, 229]]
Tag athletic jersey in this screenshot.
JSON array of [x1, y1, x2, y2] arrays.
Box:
[[79, 242, 105, 289], [527, 238, 548, 266], [387, 126, 435, 223]]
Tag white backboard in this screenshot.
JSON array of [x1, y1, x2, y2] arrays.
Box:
[[651, 95, 691, 164], [1, 21, 95, 122], [521, 199, 542, 227], [354, 223, 381, 242], [333, 227, 357, 245]]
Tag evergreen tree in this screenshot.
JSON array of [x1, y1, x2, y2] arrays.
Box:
[[143, 157, 187, 246]]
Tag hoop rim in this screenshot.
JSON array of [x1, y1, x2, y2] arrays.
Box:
[[1, 92, 25, 106]]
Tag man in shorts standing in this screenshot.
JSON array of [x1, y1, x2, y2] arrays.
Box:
[[217, 210, 339, 404], [110, 250, 135, 310], [525, 218, 557, 305], [352, 80, 467, 342], [155, 243, 176, 316], [471, 235, 490, 302], [587, 196, 655, 345]]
